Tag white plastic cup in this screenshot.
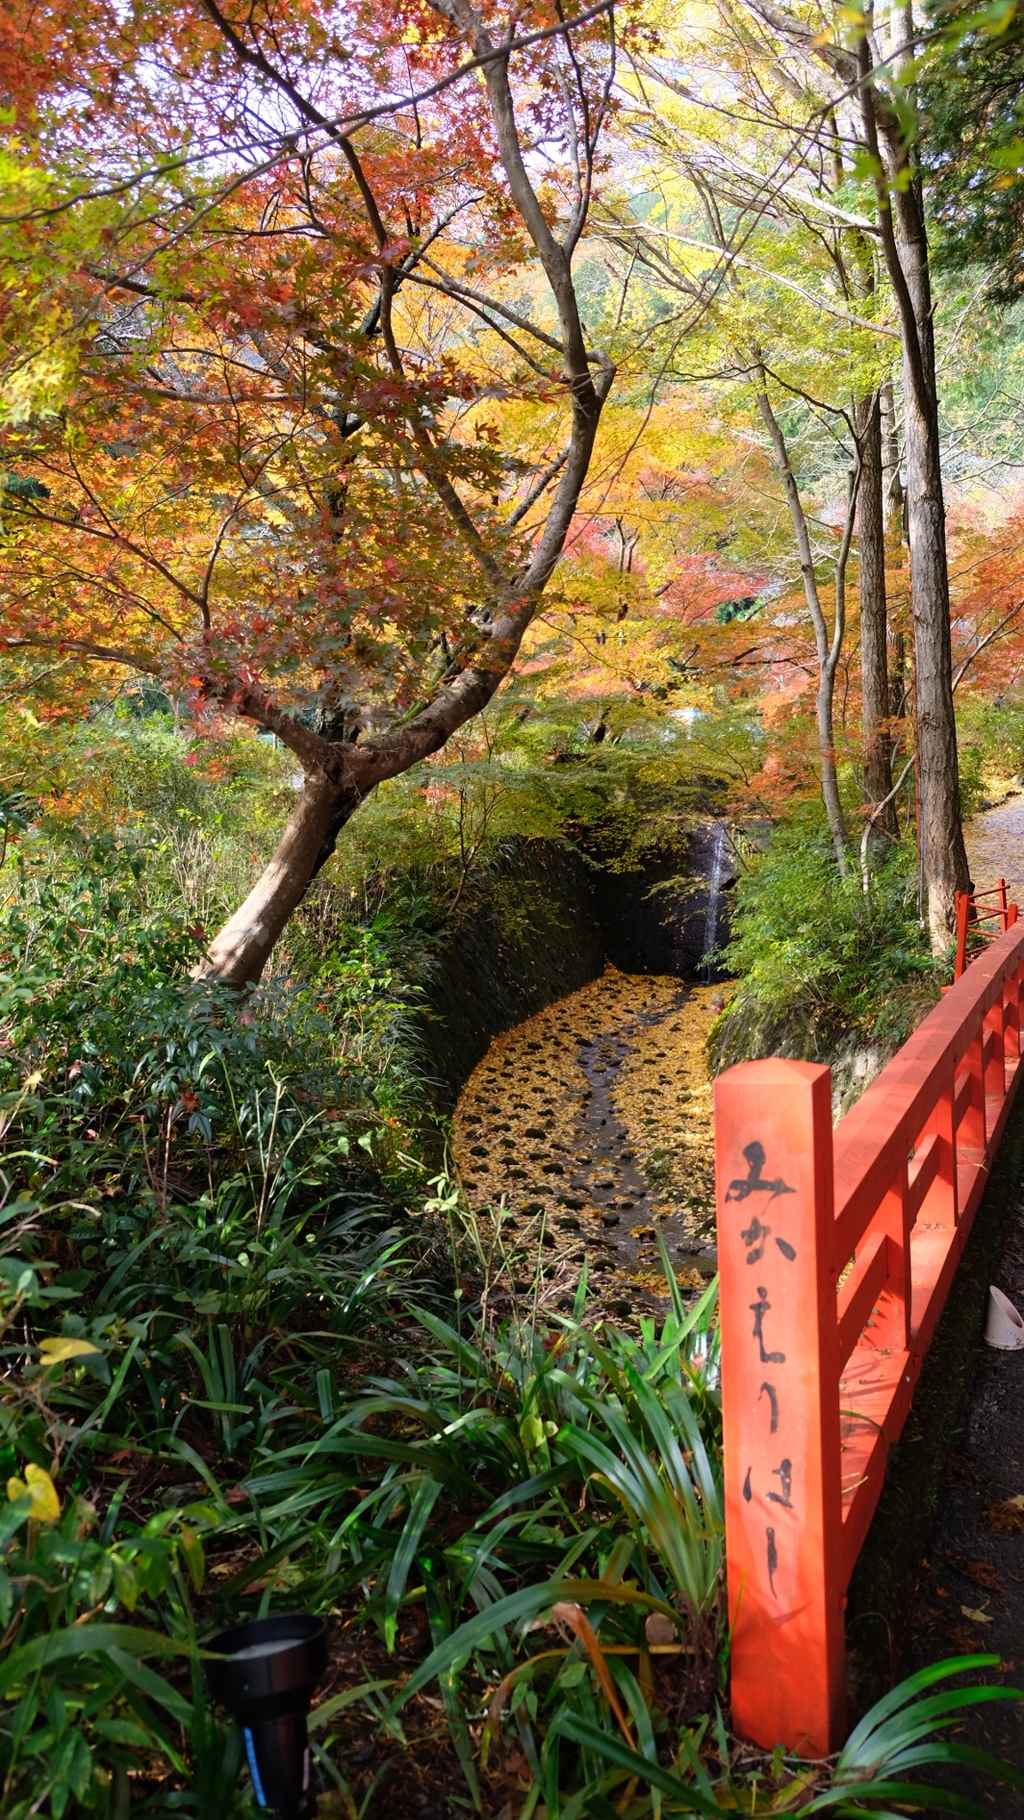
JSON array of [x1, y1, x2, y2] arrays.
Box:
[[984, 1285, 1024, 1350]]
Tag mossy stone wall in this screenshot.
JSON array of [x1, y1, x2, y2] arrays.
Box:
[[413, 843, 605, 1112], [413, 833, 729, 1110]]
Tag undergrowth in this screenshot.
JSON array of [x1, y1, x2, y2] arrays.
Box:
[[0, 1139, 1016, 1819], [0, 751, 1016, 1817], [710, 818, 946, 1075]]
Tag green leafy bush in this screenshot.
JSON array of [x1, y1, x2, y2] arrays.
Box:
[[1, 830, 430, 1211], [712, 817, 945, 1073]]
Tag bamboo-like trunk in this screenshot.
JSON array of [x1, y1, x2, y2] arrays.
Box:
[[858, 393, 897, 840]]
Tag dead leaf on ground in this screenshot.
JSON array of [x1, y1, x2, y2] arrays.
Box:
[[960, 1605, 995, 1624], [937, 1549, 1004, 1592], [983, 1495, 1024, 1534]]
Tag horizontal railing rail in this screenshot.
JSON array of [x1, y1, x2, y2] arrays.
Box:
[[715, 914, 1024, 1755], [954, 876, 1017, 979]]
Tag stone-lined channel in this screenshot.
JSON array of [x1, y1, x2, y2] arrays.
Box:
[[452, 966, 720, 1310]]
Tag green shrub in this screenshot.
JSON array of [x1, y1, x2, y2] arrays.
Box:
[[0, 831, 430, 1212], [956, 693, 1024, 789], [712, 816, 944, 1071]]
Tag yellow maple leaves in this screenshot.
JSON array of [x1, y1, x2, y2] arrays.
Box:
[[453, 966, 719, 1301]]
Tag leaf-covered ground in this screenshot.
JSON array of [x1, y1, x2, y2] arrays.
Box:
[[452, 966, 720, 1309]]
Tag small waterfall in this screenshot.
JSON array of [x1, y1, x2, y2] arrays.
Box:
[[701, 822, 728, 979]]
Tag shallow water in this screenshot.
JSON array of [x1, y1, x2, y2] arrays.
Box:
[[453, 966, 720, 1310]]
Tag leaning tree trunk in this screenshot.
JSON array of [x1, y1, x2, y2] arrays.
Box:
[[858, 391, 898, 840], [201, 773, 363, 984]]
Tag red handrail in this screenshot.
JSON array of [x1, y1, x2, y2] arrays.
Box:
[[954, 877, 1018, 979], [715, 912, 1024, 1755]]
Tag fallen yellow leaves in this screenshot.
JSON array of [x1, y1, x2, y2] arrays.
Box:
[[452, 965, 719, 1305]]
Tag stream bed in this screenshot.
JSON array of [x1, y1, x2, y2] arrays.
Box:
[[452, 967, 720, 1311], [450, 801, 1024, 1314]]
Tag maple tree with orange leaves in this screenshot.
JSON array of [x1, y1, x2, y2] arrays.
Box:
[[0, 0, 644, 983]]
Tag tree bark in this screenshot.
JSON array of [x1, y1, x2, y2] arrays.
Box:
[[859, 43, 970, 950], [755, 385, 849, 874], [879, 377, 904, 543], [195, 591, 554, 983], [201, 774, 362, 984], [857, 391, 897, 839]]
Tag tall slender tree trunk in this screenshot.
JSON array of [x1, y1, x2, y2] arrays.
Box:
[[756, 385, 849, 873], [891, 179, 970, 941], [879, 378, 904, 542], [857, 391, 898, 839], [859, 48, 970, 950]]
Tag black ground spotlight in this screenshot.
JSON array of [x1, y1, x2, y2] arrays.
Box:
[[205, 1613, 329, 1819]]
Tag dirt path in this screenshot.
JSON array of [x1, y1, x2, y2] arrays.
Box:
[[966, 793, 1024, 905], [452, 966, 720, 1309]]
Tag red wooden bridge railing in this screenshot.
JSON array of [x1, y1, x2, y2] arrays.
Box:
[[954, 878, 1017, 980], [715, 911, 1024, 1755]]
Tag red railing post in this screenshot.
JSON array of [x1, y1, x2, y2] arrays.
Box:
[[953, 890, 970, 981], [917, 1076, 958, 1231], [984, 994, 1006, 1110], [1006, 929, 1022, 1068], [715, 1059, 846, 1755], [959, 1025, 987, 1163]]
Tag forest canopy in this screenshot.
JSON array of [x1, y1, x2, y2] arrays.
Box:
[[2, 0, 1024, 967]]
